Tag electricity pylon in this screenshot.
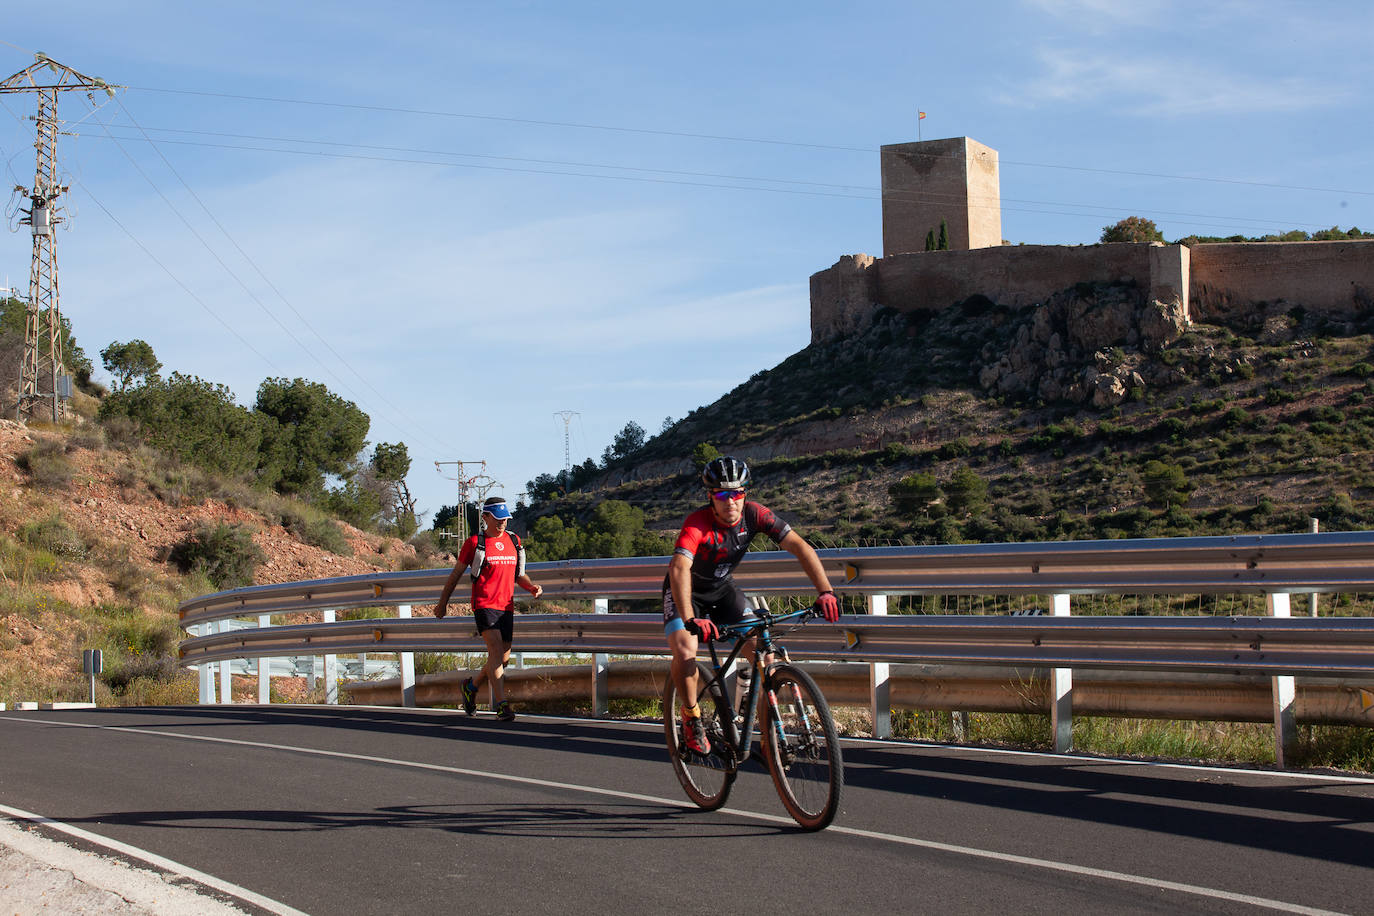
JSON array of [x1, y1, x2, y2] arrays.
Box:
[[0, 53, 118, 422], [554, 410, 579, 491], [434, 460, 502, 542]]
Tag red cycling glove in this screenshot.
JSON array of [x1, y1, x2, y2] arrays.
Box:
[[816, 592, 840, 622], [684, 617, 720, 641]]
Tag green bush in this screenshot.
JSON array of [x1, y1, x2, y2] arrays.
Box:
[[1142, 460, 1191, 508], [18, 513, 86, 559], [169, 523, 264, 589], [889, 473, 942, 518], [282, 508, 353, 556], [17, 440, 74, 489]]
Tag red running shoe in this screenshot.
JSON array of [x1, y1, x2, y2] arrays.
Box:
[[682, 712, 711, 755]]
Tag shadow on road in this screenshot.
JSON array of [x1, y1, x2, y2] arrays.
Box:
[[28, 705, 1374, 866]]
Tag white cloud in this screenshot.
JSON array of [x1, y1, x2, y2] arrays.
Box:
[[1022, 0, 1172, 31], [1006, 48, 1349, 116]]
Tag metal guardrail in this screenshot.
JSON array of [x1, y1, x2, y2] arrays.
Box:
[[176, 531, 1374, 767], [179, 613, 1374, 678], [177, 531, 1374, 628]]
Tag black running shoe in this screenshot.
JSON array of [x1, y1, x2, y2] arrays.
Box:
[[495, 700, 515, 722], [461, 678, 477, 716]]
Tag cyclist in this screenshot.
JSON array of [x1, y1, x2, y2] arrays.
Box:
[[435, 496, 543, 722], [664, 455, 840, 754]]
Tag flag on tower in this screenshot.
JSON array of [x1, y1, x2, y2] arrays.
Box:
[[918, 111, 927, 119]]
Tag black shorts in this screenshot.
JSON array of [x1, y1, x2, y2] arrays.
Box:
[[474, 607, 514, 643], [662, 577, 758, 635]]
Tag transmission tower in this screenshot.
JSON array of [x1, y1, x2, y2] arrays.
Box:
[[1, 53, 118, 422], [434, 459, 503, 542], [553, 410, 579, 491]]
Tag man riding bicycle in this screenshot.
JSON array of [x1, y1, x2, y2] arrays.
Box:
[[664, 455, 840, 755]]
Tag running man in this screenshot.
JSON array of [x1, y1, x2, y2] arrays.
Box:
[[435, 496, 542, 721]]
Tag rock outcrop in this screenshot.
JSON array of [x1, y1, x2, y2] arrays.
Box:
[[977, 284, 1188, 407]]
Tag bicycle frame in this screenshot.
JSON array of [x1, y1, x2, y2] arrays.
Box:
[[695, 608, 811, 766]]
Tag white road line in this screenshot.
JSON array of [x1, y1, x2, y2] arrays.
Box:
[[0, 801, 308, 915], [0, 714, 1350, 915]]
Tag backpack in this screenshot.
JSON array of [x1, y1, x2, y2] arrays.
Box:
[[469, 529, 525, 582]]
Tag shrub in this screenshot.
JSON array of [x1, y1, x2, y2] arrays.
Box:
[[18, 513, 86, 559], [889, 473, 943, 518], [169, 523, 264, 589], [1142, 460, 1191, 508], [691, 442, 721, 466], [17, 440, 74, 489], [283, 509, 353, 556], [945, 467, 989, 515]]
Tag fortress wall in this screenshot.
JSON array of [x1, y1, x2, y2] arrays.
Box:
[[1189, 240, 1374, 322], [810, 239, 1374, 344], [1149, 243, 1190, 319], [874, 244, 1154, 314], [809, 254, 878, 342]]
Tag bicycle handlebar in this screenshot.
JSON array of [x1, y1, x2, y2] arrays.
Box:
[[715, 605, 818, 640]]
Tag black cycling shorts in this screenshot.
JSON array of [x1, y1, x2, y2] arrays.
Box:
[[662, 577, 757, 635], [474, 607, 514, 643]]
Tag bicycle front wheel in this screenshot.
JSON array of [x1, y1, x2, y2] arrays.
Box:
[[761, 663, 844, 830], [663, 662, 737, 810]]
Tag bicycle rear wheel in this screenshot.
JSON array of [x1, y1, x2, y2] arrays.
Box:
[[761, 664, 844, 830], [663, 662, 737, 810]]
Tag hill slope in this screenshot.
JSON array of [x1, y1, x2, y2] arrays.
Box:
[[0, 419, 432, 707], [538, 284, 1374, 545]]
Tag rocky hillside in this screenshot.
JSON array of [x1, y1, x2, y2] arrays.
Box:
[[537, 281, 1374, 545], [0, 416, 441, 707]]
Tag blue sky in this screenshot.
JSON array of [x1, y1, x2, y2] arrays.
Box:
[[2, 1, 1371, 521]]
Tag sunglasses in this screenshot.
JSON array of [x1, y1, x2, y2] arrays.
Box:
[[711, 489, 747, 501]]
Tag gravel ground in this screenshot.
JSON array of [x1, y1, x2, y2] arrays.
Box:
[[0, 818, 250, 915]]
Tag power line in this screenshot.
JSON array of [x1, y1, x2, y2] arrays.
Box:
[[71, 176, 278, 368], [125, 84, 1374, 199], [98, 98, 461, 457], [80, 129, 1346, 235]]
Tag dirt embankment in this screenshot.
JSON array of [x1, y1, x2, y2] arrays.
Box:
[[0, 418, 455, 696]]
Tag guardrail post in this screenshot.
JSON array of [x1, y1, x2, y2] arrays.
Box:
[[1051, 593, 1072, 752], [1308, 518, 1320, 617], [398, 604, 415, 707], [1268, 592, 1298, 767], [197, 623, 214, 704], [868, 594, 891, 739], [592, 598, 609, 716], [257, 615, 271, 704], [217, 619, 233, 705], [323, 609, 338, 705]]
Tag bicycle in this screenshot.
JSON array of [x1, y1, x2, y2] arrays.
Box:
[[662, 603, 844, 830]]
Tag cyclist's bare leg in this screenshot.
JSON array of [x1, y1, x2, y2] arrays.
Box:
[[669, 629, 700, 710]]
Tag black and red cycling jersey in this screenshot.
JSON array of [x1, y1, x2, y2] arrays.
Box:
[[671, 501, 792, 588]]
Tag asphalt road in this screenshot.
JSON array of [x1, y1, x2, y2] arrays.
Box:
[[1, 706, 1371, 915]]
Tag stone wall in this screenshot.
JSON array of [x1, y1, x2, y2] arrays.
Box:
[[811, 239, 1374, 343], [1189, 240, 1374, 323], [809, 253, 877, 342], [874, 243, 1152, 315]]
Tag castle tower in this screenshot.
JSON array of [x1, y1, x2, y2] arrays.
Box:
[[880, 137, 1002, 256]]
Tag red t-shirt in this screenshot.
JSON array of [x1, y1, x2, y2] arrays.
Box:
[[456, 531, 521, 611], [672, 500, 792, 587]]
